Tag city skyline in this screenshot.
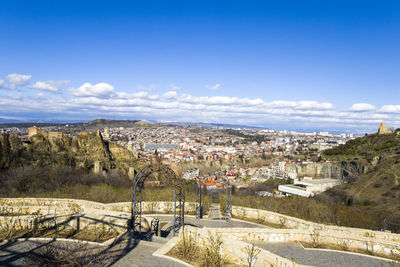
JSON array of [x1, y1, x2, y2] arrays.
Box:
[[1, 1, 399, 131]]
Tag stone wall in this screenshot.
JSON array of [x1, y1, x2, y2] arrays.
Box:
[[232, 206, 400, 242], [0, 198, 196, 215], [2, 197, 400, 259], [184, 226, 400, 264]]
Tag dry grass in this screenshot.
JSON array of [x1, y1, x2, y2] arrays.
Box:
[[0, 216, 119, 243], [26, 242, 117, 267], [168, 230, 232, 267], [231, 194, 381, 230]]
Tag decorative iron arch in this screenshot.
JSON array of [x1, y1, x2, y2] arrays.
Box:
[[131, 165, 185, 238], [224, 180, 232, 221], [195, 178, 203, 220]]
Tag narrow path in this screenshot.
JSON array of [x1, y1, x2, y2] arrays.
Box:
[[208, 203, 222, 220], [110, 240, 185, 267], [146, 214, 270, 228], [0, 238, 186, 267]]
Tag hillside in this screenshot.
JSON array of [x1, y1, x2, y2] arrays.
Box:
[[0, 129, 137, 173], [80, 119, 155, 129], [322, 131, 400, 226]]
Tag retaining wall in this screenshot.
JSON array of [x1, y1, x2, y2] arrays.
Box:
[[203, 227, 400, 259], [232, 206, 400, 243], [0, 198, 196, 215]]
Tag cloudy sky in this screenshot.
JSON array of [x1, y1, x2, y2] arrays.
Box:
[[0, 1, 399, 132]]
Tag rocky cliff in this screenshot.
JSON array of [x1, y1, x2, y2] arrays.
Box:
[[285, 160, 368, 180], [0, 129, 137, 173]]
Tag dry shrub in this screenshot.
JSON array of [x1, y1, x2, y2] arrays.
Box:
[[202, 231, 228, 267], [175, 229, 200, 261], [244, 242, 261, 267], [310, 229, 321, 248]]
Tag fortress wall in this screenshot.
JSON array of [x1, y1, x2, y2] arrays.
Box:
[[232, 206, 400, 243]]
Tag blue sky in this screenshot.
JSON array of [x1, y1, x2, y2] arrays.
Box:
[[0, 0, 399, 131]]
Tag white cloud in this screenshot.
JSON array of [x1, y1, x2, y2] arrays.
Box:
[[349, 103, 376, 112], [379, 105, 400, 114], [69, 82, 114, 97], [265, 101, 334, 110], [6, 93, 23, 100], [28, 80, 70, 92], [206, 83, 221, 90], [162, 91, 178, 99], [0, 80, 9, 90], [33, 93, 46, 101], [138, 84, 157, 92], [169, 83, 181, 91], [117, 91, 160, 100], [2, 75, 399, 130], [6, 73, 31, 86]]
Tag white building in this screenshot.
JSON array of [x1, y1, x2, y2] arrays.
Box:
[[278, 178, 340, 197], [182, 168, 199, 180]]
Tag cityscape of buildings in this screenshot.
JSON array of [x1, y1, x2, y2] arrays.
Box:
[[0, 122, 357, 197]]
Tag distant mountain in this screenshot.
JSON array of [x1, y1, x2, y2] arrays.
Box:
[[81, 119, 154, 129], [0, 118, 24, 123], [161, 121, 264, 130], [0, 118, 156, 130]]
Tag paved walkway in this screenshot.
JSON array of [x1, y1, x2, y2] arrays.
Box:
[[146, 214, 269, 228], [110, 239, 185, 267], [0, 236, 185, 267], [257, 242, 399, 267], [207, 203, 222, 220]]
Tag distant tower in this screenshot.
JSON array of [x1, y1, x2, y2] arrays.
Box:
[[28, 126, 39, 137], [104, 126, 110, 140], [378, 122, 388, 134]]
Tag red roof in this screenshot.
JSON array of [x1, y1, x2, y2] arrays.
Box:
[[204, 181, 216, 187]]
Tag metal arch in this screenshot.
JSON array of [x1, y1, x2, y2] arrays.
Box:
[[225, 182, 232, 221], [195, 179, 202, 219], [151, 218, 160, 236], [131, 165, 185, 238]]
